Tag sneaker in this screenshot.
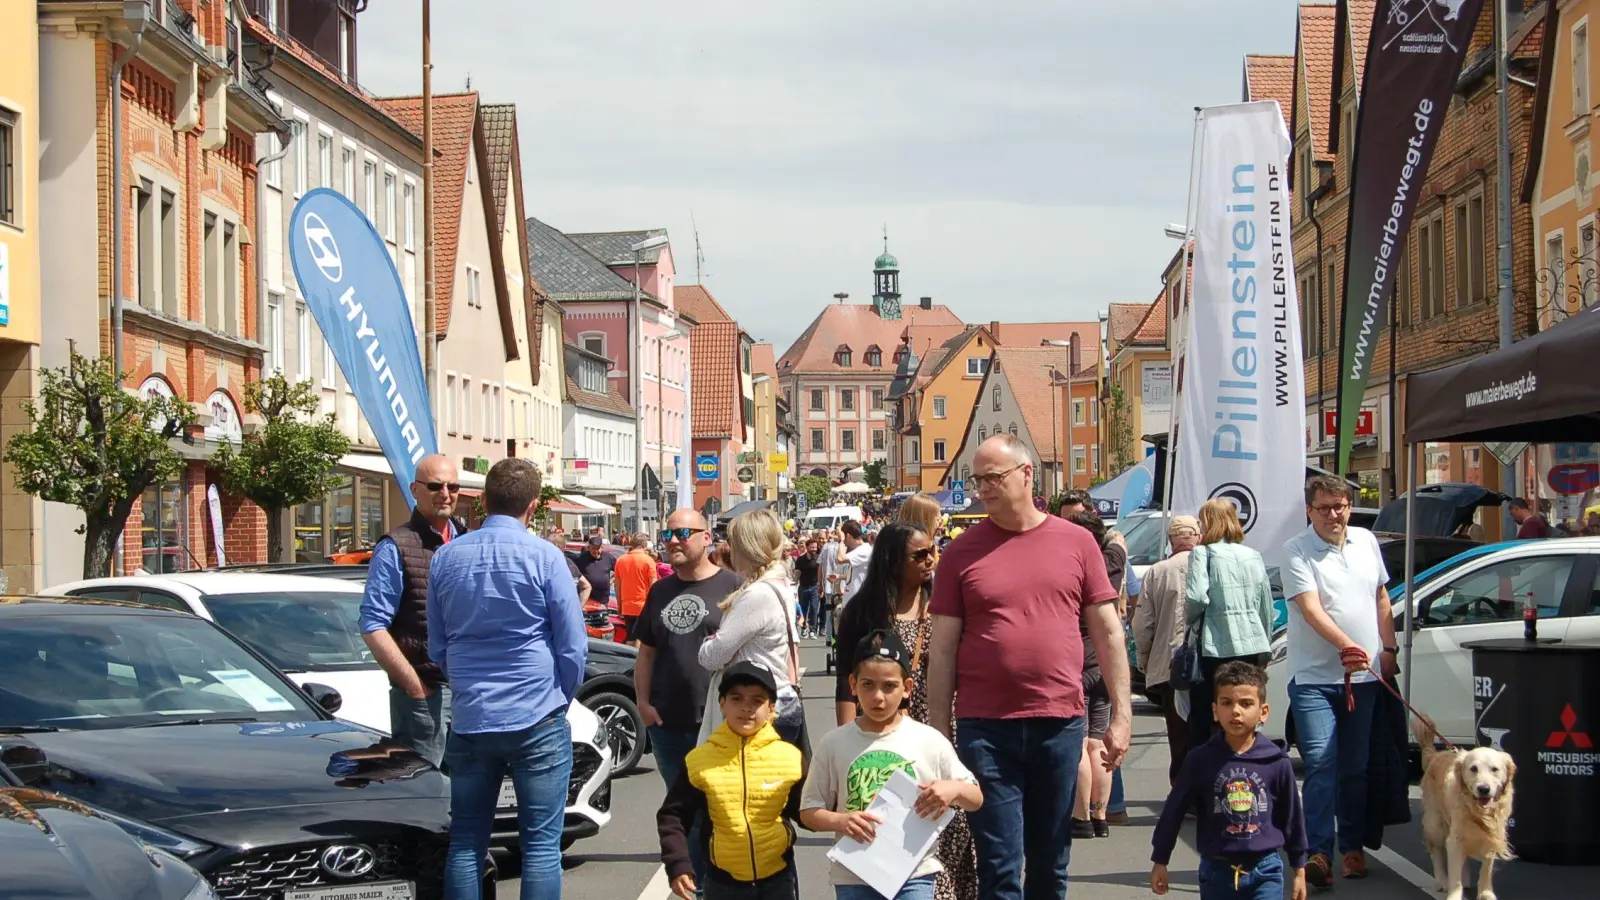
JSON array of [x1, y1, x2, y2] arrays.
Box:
[[1104, 809, 1130, 826], [1091, 818, 1109, 838], [1341, 851, 1368, 879], [1070, 818, 1095, 840], [1306, 854, 1333, 888]]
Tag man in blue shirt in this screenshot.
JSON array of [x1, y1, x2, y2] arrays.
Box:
[[428, 457, 586, 899], [360, 453, 463, 766]]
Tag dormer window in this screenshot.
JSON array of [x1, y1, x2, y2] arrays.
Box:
[[893, 346, 908, 365], [864, 345, 883, 367], [834, 344, 852, 367]]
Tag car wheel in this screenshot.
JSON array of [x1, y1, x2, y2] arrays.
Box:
[[584, 690, 644, 774]]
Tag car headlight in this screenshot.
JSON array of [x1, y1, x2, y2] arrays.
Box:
[[90, 806, 212, 859]]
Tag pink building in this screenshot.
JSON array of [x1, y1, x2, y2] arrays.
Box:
[[528, 220, 691, 524]]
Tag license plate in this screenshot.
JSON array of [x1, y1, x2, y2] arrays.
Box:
[[284, 882, 414, 900], [496, 778, 516, 809]]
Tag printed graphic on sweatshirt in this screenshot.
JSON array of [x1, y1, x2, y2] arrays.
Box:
[[1213, 765, 1269, 836], [846, 749, 916, 812], [661, 594, 710, 635]]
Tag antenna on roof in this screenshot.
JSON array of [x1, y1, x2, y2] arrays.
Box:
[[464, 72, 472, 90], [691, 211, 707, 284]]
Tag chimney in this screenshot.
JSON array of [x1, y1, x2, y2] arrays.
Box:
[[1068, 332, 1081, 376], [989, 320, 1000, 343], [919, 296, 932, 310]]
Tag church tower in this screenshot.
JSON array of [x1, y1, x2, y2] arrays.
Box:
[[873, 230, 902, 320]]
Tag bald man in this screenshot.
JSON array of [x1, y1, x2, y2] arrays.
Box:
[[360, 454, 466, 765]]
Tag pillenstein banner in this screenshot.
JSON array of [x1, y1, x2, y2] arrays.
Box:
[[1172, 102, 1306, 572], [290, 188, 437, 507], [1334, 0, 1485, 474]]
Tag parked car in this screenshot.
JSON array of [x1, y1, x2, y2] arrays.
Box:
[[1263, 537, 1600, 747], [0, 596, 454, 899], [46, 573, 614, 846], [0, 783, 217, 900]]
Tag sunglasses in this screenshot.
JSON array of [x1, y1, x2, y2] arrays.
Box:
[[909, 548, 935, 562], [659, 527, 707, 543], [416, 481, 461, 494]]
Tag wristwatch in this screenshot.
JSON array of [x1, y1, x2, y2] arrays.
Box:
[[1382, 646, 1398, 654]]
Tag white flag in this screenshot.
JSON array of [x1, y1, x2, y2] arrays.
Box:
[[1171, 102, 1306, 571]]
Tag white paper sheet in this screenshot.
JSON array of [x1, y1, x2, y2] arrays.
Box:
[[209, 669, 295, 712], [825, 769, 953, 898]]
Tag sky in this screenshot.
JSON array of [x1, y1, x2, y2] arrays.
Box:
[[356, 1, 1302, 356]]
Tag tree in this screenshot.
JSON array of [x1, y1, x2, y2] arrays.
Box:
[[531, 485, 565, 527], [863, 459, 889, 492], [794, 474, 832, 508], [1104, 383, 1139, 476], [212, 374, 351, 563], [3, 350, 197, 577]]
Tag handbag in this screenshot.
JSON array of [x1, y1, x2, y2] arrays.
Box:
[[1169, 545, 1207, 691]]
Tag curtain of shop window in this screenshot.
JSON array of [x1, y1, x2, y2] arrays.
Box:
[[141, 482, 186, 573]]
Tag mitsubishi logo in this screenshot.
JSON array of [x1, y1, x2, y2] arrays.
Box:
[[302, 212, 343, 283], [318, 844, 377, 879], [1546, 704, 1594, 749]]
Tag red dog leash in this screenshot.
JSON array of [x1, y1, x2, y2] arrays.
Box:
[[1340, 645, 1460, 753]]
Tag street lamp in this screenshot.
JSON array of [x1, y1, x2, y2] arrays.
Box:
[[631, 234, 670, 535], [1041, 339, 1078, 495], [656, 329, 688, 530]]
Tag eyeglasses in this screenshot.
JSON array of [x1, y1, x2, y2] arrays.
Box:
[[416, 481, 461, 494], [970, 464, 1024, 488], [909, 547, 935, 562], [659, 527, 706, 543], [1310, 503, 1351, 516]]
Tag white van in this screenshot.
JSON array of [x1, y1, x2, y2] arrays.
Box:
[[804, 506, 864, 531]]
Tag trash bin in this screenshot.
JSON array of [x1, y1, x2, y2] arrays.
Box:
[[1465, 639, 1600, 865]]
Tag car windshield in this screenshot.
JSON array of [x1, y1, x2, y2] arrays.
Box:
[[0, 611, 320, 731], [1122, 513, 1167, 566], [202, 591, 377, 672]]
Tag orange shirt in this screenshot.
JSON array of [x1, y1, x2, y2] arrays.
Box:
[[615, 548, 659, 617]]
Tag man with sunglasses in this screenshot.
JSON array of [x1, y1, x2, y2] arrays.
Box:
[[360, 454, 467, 765]]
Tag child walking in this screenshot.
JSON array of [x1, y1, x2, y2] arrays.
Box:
[[657, 662, 805, 900], [1150, 661, 1307, 900], [801, 630, 982, 900]]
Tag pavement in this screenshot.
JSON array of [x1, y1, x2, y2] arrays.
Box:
[[492, 640, 1598, 899]]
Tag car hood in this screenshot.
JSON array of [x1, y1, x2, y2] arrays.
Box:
[[24, 721, 449, 842], [1, 797, 203, 900]]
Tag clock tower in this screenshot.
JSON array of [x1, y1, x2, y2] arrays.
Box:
[[872, 231, 901, 320]]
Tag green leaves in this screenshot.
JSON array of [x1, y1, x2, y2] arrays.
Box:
[[862, 459, 889, 491], [794, 474, 833, 507], [211, 373, 351, 516]]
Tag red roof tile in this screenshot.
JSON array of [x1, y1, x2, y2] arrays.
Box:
[[691, 321, 741, 439], [565, 374, 634, 418], [752, 342, 778, 380], [1348, 0, 1376, 89], [1245, 54, 1295, 126], [777, 303, 963, 376], [1298, 4, 1338, 163], [992, 346, 1074, 459], [1108, 303, 1149, 344], [674, 284, 733, 324], [375, 92, 479, 337], [1130, 295, 1168, 345]]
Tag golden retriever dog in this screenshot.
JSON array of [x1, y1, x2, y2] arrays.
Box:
[[1411, 716, 1515, 900]]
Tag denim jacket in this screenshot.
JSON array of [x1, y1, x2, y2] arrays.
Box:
[[1184, 541, 1275, 659]]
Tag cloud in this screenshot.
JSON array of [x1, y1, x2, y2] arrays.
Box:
[[354, 0, 1299, 351]]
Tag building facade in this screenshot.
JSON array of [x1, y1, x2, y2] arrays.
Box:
[[562, 342, 635, 513], [750, 342, 787, 504], [940, 346, 1074, 499], [1103, 295, 1168, 473], [676, 285, 752, 516], [40, 0, 283, 581], [778, 246, 963, 480]]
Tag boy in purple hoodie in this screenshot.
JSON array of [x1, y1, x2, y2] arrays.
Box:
[[1150, 661, 1307, 900]]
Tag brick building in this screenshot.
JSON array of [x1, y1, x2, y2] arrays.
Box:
[[39, 0, 283, 580], [1279, 0, 1542, 526], [676, 285, 754, 516]]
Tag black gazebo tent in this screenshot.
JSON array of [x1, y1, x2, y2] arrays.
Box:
[[1397, 308, 1600, 701]]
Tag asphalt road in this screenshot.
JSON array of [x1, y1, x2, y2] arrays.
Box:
[[490, 640, 1597, 899]]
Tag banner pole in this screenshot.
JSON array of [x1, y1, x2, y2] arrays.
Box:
[[1494, 0, 1519, 536], [1160, 107, 1204, 551], [1403, 440, 1419, 704]]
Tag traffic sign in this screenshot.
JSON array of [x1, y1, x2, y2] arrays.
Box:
[[952, 491, 965, 507]]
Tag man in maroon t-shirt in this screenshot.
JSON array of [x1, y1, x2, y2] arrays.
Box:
[[927, 434, 1131, 900], [1509, 497, 1551, 539]]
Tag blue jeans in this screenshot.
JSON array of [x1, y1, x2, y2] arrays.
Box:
[[835, 874, 936, 900], [1197, 853, 1283, 900], [650, 724, 707, 886], [390, 683, 451, 767], [443, 714, 572, 900], [957, 717, 1085, 900], [1289, 679, 1379, 858], [1107, 768, 1124, 815], [800, 586, 821, 630]]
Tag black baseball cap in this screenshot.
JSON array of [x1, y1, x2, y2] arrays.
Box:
[[852, 628, 912, 676], [587, 535, 605, 546], [718, 661, 778, 700]]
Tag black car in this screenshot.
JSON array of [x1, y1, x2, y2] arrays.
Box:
[[578, 639, 644, 774], [0, 784, 215, 900], [0, 597, 454, 900]]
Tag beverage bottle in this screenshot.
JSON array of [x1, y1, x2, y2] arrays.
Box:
[[1523, 590, 1538, 641]]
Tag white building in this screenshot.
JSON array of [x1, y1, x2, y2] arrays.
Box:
[[562, 343, 635, 516]]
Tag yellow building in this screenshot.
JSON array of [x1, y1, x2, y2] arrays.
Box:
[[1104, 293, 1169, 475], [751, 343, 783, 501], [1528, 1, 1600, 325], [0, 0, 41, 590]]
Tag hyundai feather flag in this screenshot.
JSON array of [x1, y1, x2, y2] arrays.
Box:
[[290, 188, 436, 507], [1334, 0, 1485, 474], [1171, 102, 1306, 573]]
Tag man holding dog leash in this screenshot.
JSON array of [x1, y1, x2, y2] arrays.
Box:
[[1281, 474, 1400, 889]]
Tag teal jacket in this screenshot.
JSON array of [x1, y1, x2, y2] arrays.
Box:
[[1185, 541, 1276, 659]]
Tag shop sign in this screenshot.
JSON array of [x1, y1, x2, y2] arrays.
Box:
[[695, 454, 720, 482], [736, 451, 762, 465], [563, 458, 589, 477], [139, 376, 177, 433], [737, 465, 755, 484], [203, 390, 242, 444], [461, 456, 490, 475], [1322, 408, 1375, 438], [767, 452, 789, 473]]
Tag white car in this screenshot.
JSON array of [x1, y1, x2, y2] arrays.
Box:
[[1263, 538, 1600, 747], [46, 572, 613, 847]]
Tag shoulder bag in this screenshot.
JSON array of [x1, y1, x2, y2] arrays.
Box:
[[1169, 545, 1208, 691]]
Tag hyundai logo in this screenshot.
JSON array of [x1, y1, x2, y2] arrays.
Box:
[[1208, 482, 1258, 533], [302, 212, 343, 283], [318, 844, 377, 879]]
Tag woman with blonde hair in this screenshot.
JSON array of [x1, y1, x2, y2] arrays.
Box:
[[1183, 498, 1277, 749], [697, 509, 806, 748], [897, 493, 944, 549]]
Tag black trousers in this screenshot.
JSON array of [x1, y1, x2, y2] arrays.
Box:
[[703, 866, 797, 900], [1187, 653, 1269, 750], [1146, 683, 1191, 785]]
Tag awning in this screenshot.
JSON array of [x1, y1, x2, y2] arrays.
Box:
[[721, 499, 776, 520], [338, 453, 485, 490], [562, 494, 616, 515], [544, 500, 596, 515]]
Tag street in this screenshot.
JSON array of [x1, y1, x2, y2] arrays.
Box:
[[502, 641, 1600, 900]]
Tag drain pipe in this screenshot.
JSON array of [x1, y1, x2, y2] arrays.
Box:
[[110, 0, 151, 378]]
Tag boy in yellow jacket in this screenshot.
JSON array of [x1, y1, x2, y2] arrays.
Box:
[[658, 661, 805, 900]]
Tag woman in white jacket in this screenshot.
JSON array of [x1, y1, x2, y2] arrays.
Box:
[[697, 508, 806, 749]]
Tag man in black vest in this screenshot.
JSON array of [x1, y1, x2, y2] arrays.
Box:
[[359, 454, 464, 765]]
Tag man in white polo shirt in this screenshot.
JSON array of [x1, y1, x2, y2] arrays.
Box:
[[1282, 473, 1399, 889]]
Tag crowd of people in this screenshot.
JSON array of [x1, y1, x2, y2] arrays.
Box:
[[354, 439, 1416, 900]]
